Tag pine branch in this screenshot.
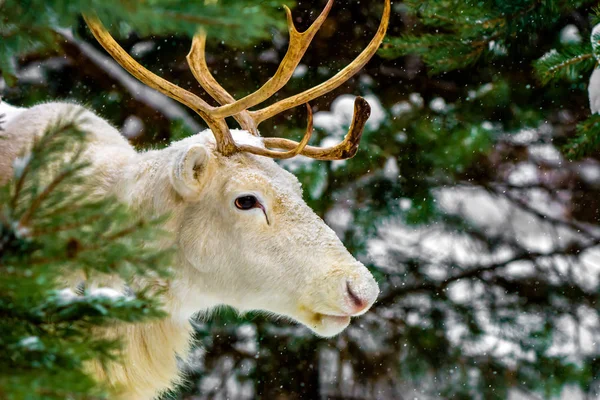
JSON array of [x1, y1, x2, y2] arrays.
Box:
[[380, 0, 589, 75], [9, 119, 82, 210], [0, 0, 292, 84], [18, 149, 84, 227], [0, 109, 173, 399], [562, 114, 600, 160], [380, 33, 492, 74], [533, 44, 595, 84]]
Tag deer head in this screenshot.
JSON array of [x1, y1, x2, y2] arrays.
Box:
[[83, 0, 390, 337]]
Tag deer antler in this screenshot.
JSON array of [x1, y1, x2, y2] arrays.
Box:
[[187, 0, 334, 128], [237, 104, 314, 159], [83, 14, 239, 155], [263, 97, 370, 160], [83, 0, 389, 160]]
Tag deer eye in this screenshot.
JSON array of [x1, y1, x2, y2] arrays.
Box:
[[235, 195, 258, 210]]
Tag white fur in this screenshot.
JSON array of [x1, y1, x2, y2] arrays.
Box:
[[0, 101, 25, 128], [0, 102, 379, 399]]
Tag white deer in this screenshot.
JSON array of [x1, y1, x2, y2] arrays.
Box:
[[0, 0, 390, 398]]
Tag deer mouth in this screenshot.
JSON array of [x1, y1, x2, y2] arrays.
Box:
[[317, 313, 351, 324]]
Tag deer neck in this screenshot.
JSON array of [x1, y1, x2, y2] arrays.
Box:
[[89, 313, 193, 399]]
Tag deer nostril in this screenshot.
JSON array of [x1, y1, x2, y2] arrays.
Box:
[[346, 280, 365, 309]]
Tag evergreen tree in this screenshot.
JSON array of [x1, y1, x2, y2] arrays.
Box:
[[0, 113, 171, 398]]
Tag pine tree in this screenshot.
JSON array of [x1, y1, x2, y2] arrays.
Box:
[[0, 112, 173, 398]]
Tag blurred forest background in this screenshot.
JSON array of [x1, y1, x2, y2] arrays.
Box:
[[2, 0, 600, 399]]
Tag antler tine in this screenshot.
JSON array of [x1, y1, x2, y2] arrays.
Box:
[[187, 0, 334, 120], [250, 0, 390, 126], [237, 104, 314, 159], [83, 14, 238, 155], [261, 97, 370, 160], [187, 32, 258, 134]]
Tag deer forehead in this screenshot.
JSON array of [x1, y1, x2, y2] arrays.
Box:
[[213, 132, 302, 194], [222, 161, 304, 203], [174, 130, 304, 202]]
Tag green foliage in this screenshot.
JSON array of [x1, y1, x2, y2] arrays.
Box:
[[0, 114, 172, 399], [382, 0, 600, 162], [529, 10, 600, 161], [0, 0, 290, 84], [380, 33, 489, 74], [563, 114, 600, 159], [380, 0, 593, 74], [533, 44, 595, 84]]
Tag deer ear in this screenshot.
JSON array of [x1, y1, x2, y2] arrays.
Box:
[[170, 144, 210, 199]]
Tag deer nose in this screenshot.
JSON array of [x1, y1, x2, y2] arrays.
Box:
[[345, 274, 378, 315], [346, 281, 366, 311]]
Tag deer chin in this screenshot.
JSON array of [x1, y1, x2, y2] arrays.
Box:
[[292, 306, 352, 337], [310, 313, 352, 337]]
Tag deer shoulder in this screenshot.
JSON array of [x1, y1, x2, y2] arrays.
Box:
[[0, 101, 135, 188]]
